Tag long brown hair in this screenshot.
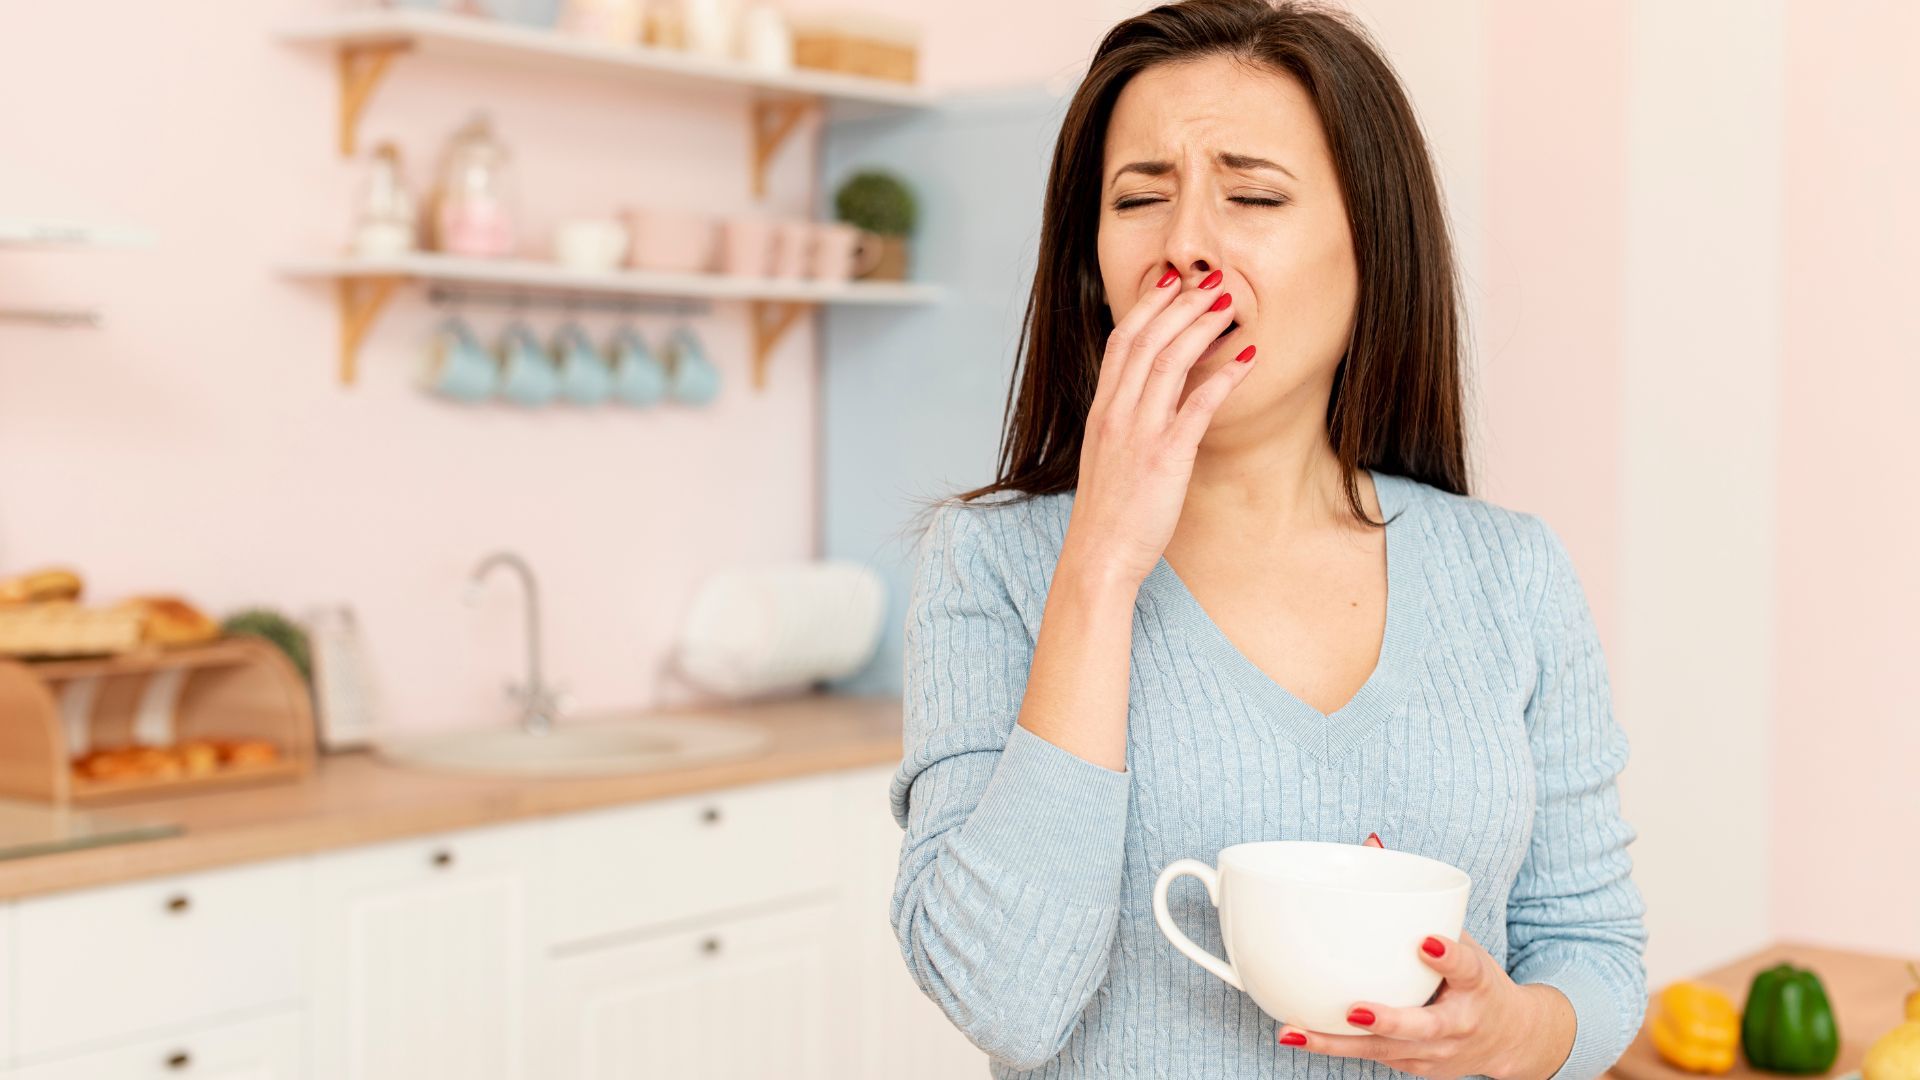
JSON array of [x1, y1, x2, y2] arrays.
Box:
[[947, 0, 1470, 527]]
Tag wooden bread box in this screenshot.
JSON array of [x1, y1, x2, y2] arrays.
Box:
[[0, 637, 316, 805]]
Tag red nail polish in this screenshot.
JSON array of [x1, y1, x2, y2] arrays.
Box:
[[1281, 1031, 1307, 1046], [1367, 832, 1382, 846], [1208, 292, 1231, 312], [1423, 937, 1446, 958], [1156, 268, 1179, 288], [1199, 269, 1224, 289], [1348, 1008, 1375, 1026], [1234, 345, 1256, 363]]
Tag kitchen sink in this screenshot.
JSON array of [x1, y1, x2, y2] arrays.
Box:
[[373, 711, 772, 777]]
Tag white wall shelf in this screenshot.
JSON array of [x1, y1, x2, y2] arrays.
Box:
[[0, 220, 154, 250], [0, 220, 154, 328], [275, 8, 935, 191], [279, 253, 943, 388]]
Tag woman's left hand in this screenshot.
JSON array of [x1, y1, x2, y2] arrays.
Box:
[[1277, 835, 1576, 1080]]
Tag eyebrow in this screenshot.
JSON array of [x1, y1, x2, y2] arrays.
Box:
[[1108, 151, 1298, 189]]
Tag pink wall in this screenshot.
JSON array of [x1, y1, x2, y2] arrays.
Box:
[[1480, 0, 1628, 653], [0, 0, 1169, 733], [1773, 0, 1920, 951], [0, 0, 823, 729], [3, 0, 1910, 953], [1482, 0, 1920, 956]]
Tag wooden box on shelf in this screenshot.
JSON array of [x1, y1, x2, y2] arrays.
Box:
[[791, 17, 919, 85], [0, 637, 316, 806]]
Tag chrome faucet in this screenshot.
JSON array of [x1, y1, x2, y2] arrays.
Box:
[[466, 550, 565, 736]]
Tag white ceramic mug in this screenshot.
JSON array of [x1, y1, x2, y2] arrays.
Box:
[[1153, 840, 1470, 1035], [553, 218, 629, 273], [737, 2, 792, 72]]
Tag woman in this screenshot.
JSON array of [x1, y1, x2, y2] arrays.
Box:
[[887, 1, 1649, 1078]]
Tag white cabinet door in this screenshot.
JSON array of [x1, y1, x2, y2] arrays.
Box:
[[11, 1009, 301, 1080], [542, 902, 837, 1080], [308, 821, 539, 1080], [14, 858, 305, 1061], [832, 763, 989, 1079], [536, 772, 840, 949]]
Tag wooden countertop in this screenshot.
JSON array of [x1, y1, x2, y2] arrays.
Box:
[[0, 693, 904, 900], [1610, 941, 1918, 1080]]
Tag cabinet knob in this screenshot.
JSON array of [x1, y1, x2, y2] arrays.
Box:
[[701, 935, 723, 956], [166, 1049, 191, 1069], [165, 893, 191, 915], [701, 806, 722, 825], [431, 849, 455, 869]]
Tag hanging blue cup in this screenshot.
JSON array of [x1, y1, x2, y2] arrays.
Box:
[[610, 326, 668, 407], [497, 320, 559, 407], [422, 316, 497, 403], [554, 322, 613, 405], [665, 326, 721, 406]]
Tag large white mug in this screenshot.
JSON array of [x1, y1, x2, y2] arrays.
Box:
[[1153, 840, 1470, 1035]]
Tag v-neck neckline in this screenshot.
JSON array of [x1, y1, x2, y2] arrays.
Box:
[[1139, 468, 1433, 764]]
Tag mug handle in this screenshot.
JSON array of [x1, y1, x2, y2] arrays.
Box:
[[1153, 859, 1242, 991]]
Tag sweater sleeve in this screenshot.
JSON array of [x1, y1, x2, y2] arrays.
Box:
[[1506, 515, 1652, 1080], [886, 500, 1134, 1072]]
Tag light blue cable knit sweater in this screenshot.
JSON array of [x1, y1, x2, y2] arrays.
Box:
[[887, 469, 1650, 1079]]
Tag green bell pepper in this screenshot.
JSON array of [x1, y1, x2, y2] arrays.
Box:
[[1741, 962, 1841, 1074]]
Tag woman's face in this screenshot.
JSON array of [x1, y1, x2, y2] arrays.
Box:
[[1096, 53, 1359, 429]]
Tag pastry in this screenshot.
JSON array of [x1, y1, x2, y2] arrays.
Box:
[[176, 739, 222, 776], [0, 567, 83, 605], [221, 739, 280, 767], [115, 595, 220, 646]]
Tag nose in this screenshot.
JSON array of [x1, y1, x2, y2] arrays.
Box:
[[1164, 194, 1223, 287]]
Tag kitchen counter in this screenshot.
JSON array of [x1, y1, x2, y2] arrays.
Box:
[[1609, 940, 1916, 1080], [0, 693, 904, 900]]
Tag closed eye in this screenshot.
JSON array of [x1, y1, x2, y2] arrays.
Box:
[[1111, 195, 1289, 211]]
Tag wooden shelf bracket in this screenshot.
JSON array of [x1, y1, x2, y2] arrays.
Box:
[[337, 41, 411, 157], [335, 275, 404, 385], [750, 98, 818, 198], [750, 300, 810, 389]]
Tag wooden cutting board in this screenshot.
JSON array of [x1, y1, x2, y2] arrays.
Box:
[[1608, 941, 1917, 1080]]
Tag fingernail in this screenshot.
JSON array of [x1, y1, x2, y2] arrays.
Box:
[[1208, 292, 1232, 312], [1199, 269, 1223, 289], [1156, 267, 1179, 288], [1348, 1008, 1375, 1026], [1423, 937, 1446, 958], [1280, 1031, 1307, 1046], [1367, 832, 1382, 846], [1234, 345, 1256, 363]]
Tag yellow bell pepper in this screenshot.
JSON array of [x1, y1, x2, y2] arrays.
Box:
[[1864, 962, 1920, 1080], [1652, 981, 1742, 1074]]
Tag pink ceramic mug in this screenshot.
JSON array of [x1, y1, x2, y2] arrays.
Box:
[[809, 222, 884, 281], [720, 215, 776, 277], [770, 219, 814, 278], [625, 207, 715, 273]]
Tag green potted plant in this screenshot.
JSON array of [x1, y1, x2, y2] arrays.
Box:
[[221, 608, 313, 685], [832, 169, 917, 281]]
